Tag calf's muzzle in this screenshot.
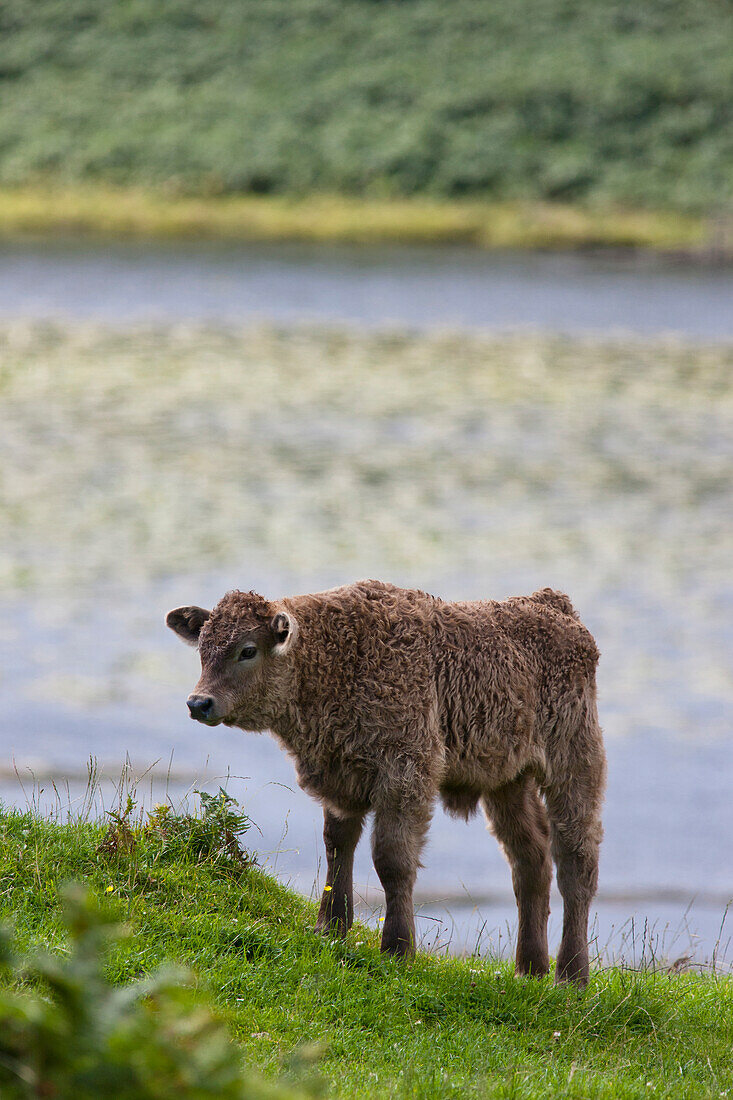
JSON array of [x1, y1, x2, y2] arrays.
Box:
[[187, 694, 216, 722]]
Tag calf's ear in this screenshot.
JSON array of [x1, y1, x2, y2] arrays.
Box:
[[271, 611, 297, 656], [166, 606, 211, 646]]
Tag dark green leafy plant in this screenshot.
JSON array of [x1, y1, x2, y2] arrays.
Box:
[[96, 788, 254, 869], [146, 788, 253, 867]]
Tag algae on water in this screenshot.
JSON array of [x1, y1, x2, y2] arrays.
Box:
[[0, 322, 730, 594]]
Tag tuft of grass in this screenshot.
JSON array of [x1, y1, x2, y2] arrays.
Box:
[[0, 185, 712, 254], [1, 805, 731, 1099]]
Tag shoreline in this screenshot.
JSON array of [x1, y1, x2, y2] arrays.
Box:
[[0, 184, 727, 261]]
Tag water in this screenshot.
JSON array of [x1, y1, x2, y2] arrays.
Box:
[[1, 239, 733, 337], [0, 245, 731, 967]]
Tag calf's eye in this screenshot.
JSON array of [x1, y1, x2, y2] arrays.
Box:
[[237, 644, 258, 662]]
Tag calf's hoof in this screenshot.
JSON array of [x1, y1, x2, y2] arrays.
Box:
[[314, 923, 348, 939], [515, 951, 550, 979], [379, 925, 415, 958], [314, 914, 348, 938], [554, 946, 589, 987], [380, 938, 415, 958]]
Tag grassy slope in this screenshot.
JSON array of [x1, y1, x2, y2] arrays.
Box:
[[1, 810, 731, 1099], [1, 1, 732, 247]]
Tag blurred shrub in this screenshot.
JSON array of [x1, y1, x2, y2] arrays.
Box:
[[0, 0, 731, 210], [0, 886, 308, 1099]]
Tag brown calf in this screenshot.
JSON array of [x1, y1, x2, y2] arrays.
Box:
[[167, 580, 606, 985]]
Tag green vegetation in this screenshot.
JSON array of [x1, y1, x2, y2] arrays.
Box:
[[0, 793, 309, 1098], [1, 800, 732, 1099], [1, 0, 732, 249], [0, 887, 308, 1099]]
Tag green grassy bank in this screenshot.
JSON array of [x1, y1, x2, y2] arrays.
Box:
[[1, 804, 731, 1099], [0, 185, 713, 254], [1, 1, 732, 227]]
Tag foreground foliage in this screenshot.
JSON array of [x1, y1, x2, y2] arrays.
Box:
[[0, 804, 731, 1099], [0, 1, 732, 212], [0, 886, 307, 1099]]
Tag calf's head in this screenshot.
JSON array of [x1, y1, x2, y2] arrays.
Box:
[[166, 589, 297, 729]]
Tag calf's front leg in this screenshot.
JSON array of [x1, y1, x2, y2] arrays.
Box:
[[371, 802, 431, 957], [315, 808, 365, 936]]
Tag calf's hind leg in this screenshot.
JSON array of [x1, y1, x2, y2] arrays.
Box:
[[371, 802, 432, 957], [483, 773, 552, 978], [315, 808, 365, 936], [544, 755, 605, 987]]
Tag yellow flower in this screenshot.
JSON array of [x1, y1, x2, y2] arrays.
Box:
[[323, 885, 332, 892], [105, 885, 115, 894]]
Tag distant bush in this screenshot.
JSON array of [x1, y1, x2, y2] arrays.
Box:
[[0, 886, 308, 1099], [0, 0, 731, 211]]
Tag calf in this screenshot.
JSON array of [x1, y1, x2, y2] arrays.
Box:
[[167, 579, 605, 985]]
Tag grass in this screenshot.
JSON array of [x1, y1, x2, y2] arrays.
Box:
[[0, 185, 712, 253], [1, 800, 731, 1099]]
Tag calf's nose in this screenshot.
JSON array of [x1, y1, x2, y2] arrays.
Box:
[[187, 694, 214, 720]]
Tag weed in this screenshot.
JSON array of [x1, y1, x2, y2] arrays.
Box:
[[145, 788, 254, 869], [96, 794, 137, 858], [94, 788, 255, 874]]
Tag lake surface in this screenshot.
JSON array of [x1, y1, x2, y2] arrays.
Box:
[[0, 249, 731, 968], [1, 239, 733, 337]]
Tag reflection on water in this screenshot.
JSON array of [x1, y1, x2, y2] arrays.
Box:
[[0, 321, 731, 964]]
